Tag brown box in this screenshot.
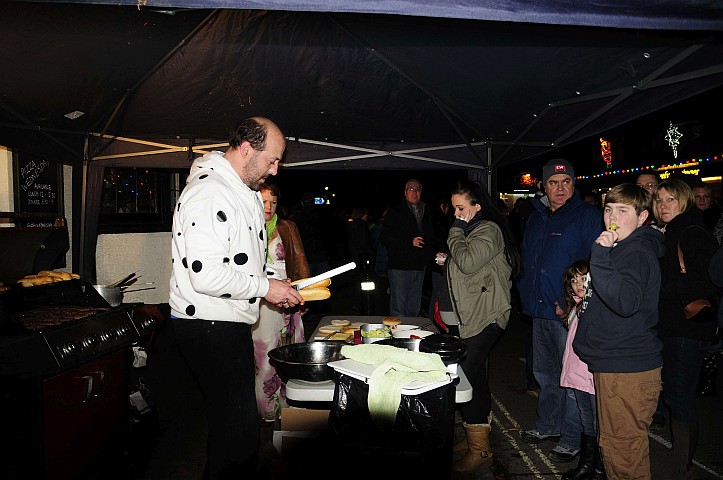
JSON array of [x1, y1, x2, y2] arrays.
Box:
[[272, 407, 330, 456]]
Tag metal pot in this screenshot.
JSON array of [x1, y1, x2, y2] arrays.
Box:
[[268, 341, 346, 382], [377, 337, 422, 352], [92, 285, 123, 307]]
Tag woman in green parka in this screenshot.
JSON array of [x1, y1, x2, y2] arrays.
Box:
[[446, 179, 521, 473]]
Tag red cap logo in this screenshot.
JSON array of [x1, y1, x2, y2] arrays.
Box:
[[554, 164, 568, 173]]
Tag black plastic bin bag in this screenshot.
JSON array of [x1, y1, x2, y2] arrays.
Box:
[[327, 371, 456, 479]]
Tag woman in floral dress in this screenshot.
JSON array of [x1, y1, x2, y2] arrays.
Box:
[[252, 184, 310, 422]]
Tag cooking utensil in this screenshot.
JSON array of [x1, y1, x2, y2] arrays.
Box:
[[377, 337, 422, 352], [121, 281, 153, 291], [107, 271, 138, 288], [268, 341, 346, 382], [292, 262, 356, 291], [122, 287, 156, 294], [91, 285, 123, 307]]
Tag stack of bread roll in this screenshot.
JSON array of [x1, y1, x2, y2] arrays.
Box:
[[17, 270, 80, 287], [289, 277, 331, 301]]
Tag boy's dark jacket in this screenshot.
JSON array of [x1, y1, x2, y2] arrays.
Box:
[[573, 225, 664, 373]]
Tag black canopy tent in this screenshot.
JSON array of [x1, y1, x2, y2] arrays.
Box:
[[1, 0, 723, 280]]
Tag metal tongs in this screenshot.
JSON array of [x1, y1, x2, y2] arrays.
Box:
[[107, 271, 139, 288], [122, 279, 156, 294]]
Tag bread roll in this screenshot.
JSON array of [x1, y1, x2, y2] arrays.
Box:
[[298, 287, 331, 301], [38, 270, 72, 281], [382, 317, 401, 326], [290, 277, 332, 290], [318, 325, 341, 335], [18, 275, 54, 286]]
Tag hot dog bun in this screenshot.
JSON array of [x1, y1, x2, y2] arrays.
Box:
[[298, 287, 331, 301], [38, 270, 73, 281], [17, 275, 54, 286], [17, 270, 79, 287], [290, 277, 332, 290]]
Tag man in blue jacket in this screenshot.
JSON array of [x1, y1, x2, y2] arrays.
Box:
[[517, 159, 602, 463]]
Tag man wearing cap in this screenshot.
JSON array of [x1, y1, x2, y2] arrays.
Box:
[[517, 159, 602, 463]]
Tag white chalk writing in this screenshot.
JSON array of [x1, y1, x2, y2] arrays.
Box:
[[20, 159, 49, 192]]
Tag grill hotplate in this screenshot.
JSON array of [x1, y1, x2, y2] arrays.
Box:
[[0, 282, 161, 377]]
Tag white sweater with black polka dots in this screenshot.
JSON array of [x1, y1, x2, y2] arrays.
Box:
[[169, 151, 270, 324]]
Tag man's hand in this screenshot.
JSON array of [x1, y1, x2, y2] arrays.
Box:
[[413, 236, 425, 248], [265, 278, 304, 309]]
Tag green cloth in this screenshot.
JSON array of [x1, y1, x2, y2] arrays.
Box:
[[265, 213, 278, 262], [340, 344, 448, 428]]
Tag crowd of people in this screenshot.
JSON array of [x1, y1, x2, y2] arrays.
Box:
[[168, 115, 722, 480]]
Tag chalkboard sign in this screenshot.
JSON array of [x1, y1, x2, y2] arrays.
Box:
[[13, 152, 63, 227]]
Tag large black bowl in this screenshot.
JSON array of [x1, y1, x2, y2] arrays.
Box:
[[268, 341, 346, 382]]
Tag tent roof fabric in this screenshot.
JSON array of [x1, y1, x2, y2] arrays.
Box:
[[2, 1, 723, 175], [32, 0, 723, 30]]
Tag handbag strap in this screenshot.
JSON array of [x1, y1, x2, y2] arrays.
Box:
[[677, 224, 715, 275], [678, 242, 686, 274]]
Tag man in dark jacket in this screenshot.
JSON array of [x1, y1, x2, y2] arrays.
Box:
[[380, 179, 437, 317], [517, 159, 602, 463]]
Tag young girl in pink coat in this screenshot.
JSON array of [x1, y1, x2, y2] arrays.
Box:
[[558, 259, 606, 479]]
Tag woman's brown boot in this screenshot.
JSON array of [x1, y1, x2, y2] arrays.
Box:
[[452, 423, 493, 472], [453, 437, 468, 454]]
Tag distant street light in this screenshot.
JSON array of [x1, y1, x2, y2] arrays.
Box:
[[359, 255, 376, 314]]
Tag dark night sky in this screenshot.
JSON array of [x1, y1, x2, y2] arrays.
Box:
[[269, 85, 723, 217], [270, 169, 467, 220]]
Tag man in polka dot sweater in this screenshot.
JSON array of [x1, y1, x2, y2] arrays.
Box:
[[170, 117, 303, 479]]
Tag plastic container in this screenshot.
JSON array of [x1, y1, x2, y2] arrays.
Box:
[[392, 329, 434, 339], [390, 324, 420, 333], [359, 323, 392, 343]]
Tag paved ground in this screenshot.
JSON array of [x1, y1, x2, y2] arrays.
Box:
[[92, 274, 723, 480]]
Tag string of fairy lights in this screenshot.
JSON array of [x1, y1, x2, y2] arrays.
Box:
[[576, 152, 722, 181]]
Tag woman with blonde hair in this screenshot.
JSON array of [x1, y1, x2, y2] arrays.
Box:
[[654, 177, 718, 479]]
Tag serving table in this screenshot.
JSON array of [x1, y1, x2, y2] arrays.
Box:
[[286, 315, 473, 403]]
